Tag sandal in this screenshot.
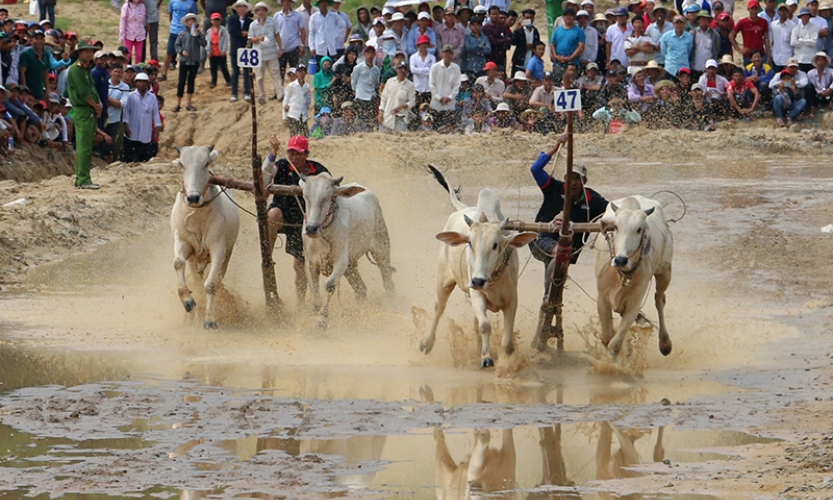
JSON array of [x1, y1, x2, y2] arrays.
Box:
[[172, 105, 181, 112], [158, 75, 167, 82], [186, 105, 197, 112]]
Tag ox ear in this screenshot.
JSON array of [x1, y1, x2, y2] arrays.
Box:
[[173, 158, 183, 168], [463, 214, 475, 227], [336, 185, 365, 197], [643, 207, 655, 217], [436, 231, 470, 247], [208, 149, 219, 162], [332, 176, 344, 186], [298, 178, 305, 189], [610, 202, 619, 213], [505, 231, 538, 248]]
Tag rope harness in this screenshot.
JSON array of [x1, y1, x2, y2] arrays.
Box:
[[488, 245, 513, 283], [180, 171, 223, 208], [603, 229, 648, 287]]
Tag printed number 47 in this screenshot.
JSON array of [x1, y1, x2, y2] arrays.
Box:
[[556, 91, 578, 110]]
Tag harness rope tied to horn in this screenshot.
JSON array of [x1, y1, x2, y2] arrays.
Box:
[[488, 245, 513, 284], [182, 170, 225, 208]]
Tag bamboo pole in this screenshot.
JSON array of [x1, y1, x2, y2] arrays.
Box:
[[209, 175, 302, 197], [504, 220, 601, 234]]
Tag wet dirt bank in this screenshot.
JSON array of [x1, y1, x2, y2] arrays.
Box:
[[0, 136, 831, 498]]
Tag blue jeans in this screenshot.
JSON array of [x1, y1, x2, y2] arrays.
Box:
[[38, 1, 55, 26], [773, 95, 806, 119], [230, 42, 251, 97]]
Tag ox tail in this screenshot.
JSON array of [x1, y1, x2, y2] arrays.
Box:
[[428, 164, 466, 212]]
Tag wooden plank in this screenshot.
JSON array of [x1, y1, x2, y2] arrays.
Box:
[[209, 175, 302, 197], [505, 220, 601, 234]]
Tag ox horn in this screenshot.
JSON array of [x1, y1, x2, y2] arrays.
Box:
[[332, 176, 344, 186], [500, 217, 509, 230], [478, 212, 488, 223], [174, 146, 182, 153], [463, 214, 475, 227], [208, 144, 214, 152], [610, 202, 619, 213]]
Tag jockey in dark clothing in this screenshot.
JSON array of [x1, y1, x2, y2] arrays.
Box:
[[529, 136, 609, 269]]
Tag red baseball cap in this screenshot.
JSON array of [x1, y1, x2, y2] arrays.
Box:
[[417, 34, 430, 46], [484, 61, 498, 71], [677, 67, 691, 75], [780, 68, 791, 75], [717, 12, 731, 19], [287, 135, 309, 153], [747, 0, 760, 8], [210, 12, 222, 20]]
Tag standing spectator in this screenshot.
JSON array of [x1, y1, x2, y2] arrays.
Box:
[[199, 0, 231, 73], [592, 13, 609, 71], [606, 7, 633, 69], [710, 2, 734, 29], [807, 51, 833, 112], [173, 13, 205, 112], [437, 8, 465, 66], [463, 18, 491, 77], [715, 12, 735, 59], [105, 63, 130, 162], [511, 9, 539, 75], [144, 0, 162, 62], [578, 10, 598, 68], [378, 60, 415, 132], [429, 44, 461, 131], [474, 61, 505, 104], [331, 0, 352, 56], [772, 68, 805, 125], [726, 65, 759, 118], [661, 15, 694, 77], [410, 35, 436, 109], [731, 0, 770, 65], [819, 3, 833, 56], [351, 45, 380, 128], [503, 71, 532, 115], [249, 1, 284, 105], [525, 41, 545, 84], [407, 12, 438, 57], [691, 10, 720, 78], [647, 5, 672, 67], [296, 0, 318, 42], [207, 13, 232, 88], [123, 72, 160, 162], [808, 0, 830, 52], [313, 55, 334, 112], [283, 64, 310, 136], [769, 4, 795, 71], [275, 0, 307, 83], [309, 0, 346, 63], [351, 6, 372, 41], [389, 12, 409, 55], [68, 40, 102, 190], [760, 0, 779, 24], [551, 8, 585, 83], [39, 0, 56, 27], [120, 0, 147, 64], [625, 16, 653, 75], [228, 0, 253, 102], [161, 0, 197, 81], [553, 0, 580, 29], [91, 50, 109, 130], [791, 7, 820, 72], [367, 17, 386, 49], [19, 30, 67, 100], [483, 7, 512, 69]]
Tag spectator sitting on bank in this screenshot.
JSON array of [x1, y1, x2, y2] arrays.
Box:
[[519, 107, 543, 133], [310, 106, 333, 139], [768, 57, 809, 98], [644, 60, 670, 85], [744, 50, 774, 104], [807, 51, 833, 115], [592, 96, 641, 133], [489, 101, 519, 129], [332, 100, 364, 135], [503, 71, 532, 116], [460, 83, 492, 134], [627, 67, 655, 113], [773, 68, 807, 127], [419, 111, 434, 131], [698, 59, 729, 115], [680, 82, 714, 130], [726, 65, 760, 119], [474, 61, 505, 105], [644, 79, 679, 128], [577, 62, 603, 109]]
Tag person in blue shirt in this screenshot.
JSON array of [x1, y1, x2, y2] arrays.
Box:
[[525, 41, 545, 84], [550, 8, 585, 84], [161, 0, 198, 81], [660, 16, 694, 78], [528, 136, 609, 269]]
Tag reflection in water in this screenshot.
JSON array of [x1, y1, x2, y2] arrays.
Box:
[[433, 428, 516, 500]]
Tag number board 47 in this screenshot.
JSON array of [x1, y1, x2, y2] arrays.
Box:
[[553, 89, 581, 112]]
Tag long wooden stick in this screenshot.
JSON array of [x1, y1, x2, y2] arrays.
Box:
[[505, 220, 601, 234], [209, 175, 302, 197]]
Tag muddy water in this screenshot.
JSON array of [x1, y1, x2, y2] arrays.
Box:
[[0, 156, 830, 498]]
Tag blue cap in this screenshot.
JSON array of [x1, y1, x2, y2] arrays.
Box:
[[683, 3, 700, 13], [615, 6, 628, 15], [320, 106, 331, 114], [27, 20, 39, 28], [799, 6, 812, 15]]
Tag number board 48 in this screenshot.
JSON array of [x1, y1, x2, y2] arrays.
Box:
[[553, 89, 581, 112], [237, 48, 261, 68]]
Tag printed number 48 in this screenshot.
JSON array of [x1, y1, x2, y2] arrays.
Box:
[[556, 90, 578, 110], [240, 49, 259, 66]]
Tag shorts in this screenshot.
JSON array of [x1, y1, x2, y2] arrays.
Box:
[[269, 199, 305, 262], [166, 32, 178, 57]]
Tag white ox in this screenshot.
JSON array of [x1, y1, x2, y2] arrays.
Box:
[[594, 195, 673, 357], [420, 172, 537, 368], [170, 145, 240, 329], [300, 172, 394, 328]]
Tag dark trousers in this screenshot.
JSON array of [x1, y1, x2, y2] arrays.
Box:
[[209, 55, 231, 86], [230, 41, 251, 97], [38, 1, 55, 25], [123, 138, 154, 163], [806, 84, 833, 109], [286, 117, 309, 137], [177, 63, 198, 97], [142, 22, 159, 61], [730, 89, 756, 118], [433, 109, 457, 131], [799, 63, 814, 74], [279, 47, 300, 80]]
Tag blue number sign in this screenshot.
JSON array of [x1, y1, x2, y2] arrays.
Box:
[[553, 89, 582, 112], [237, 48, 261, 68]]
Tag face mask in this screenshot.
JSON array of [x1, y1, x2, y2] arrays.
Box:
[[382, 39, 396, 56]]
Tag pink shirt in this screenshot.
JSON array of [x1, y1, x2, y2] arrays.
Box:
[[120, 2, 147, 42]]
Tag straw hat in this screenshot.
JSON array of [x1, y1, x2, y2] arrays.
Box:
[[181, 13, 200, 23], [253, 1, 270, 13], [232, 0, 252, 10], [645, 60, 660, 69], [813, 51, 831, 67], [593, 12, 609, 23], [653, 79, 676, 91], [520, 108, 542, 120], [719, 54, 736, 66]]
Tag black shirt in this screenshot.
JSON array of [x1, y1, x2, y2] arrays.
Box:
[[535, 177, 608, 252], [269, 158, 329, 225]]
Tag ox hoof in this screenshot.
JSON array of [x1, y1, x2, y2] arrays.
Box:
[[316, 318, 329, 330], [204, 320, 218, 330], [504, 342, 516, 356], [419, 339, 434, 355], [183, 299, 197, 313], [660, 340, 672, 356], [480, 357, 494, 369]]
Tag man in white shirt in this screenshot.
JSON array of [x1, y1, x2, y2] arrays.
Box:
[[474, 61, 506, 104], [770, 4, 797, 70], [578, 10, 599, 65], [283, 64, 311, 136], [249, 2, 285, 104], [275, 0, 307, 81], [647, 5, 673, 65], [351, 45, 381, 129], [105, 64, 130, 162], [429, 44, 461, 131], [624, 16, 653, 74], [331, 0, 352, 56], [410, 34, 436, 109], [309, 0, 346, 62], [606, 8, 634, 67], [792, 7, 820, 70], [378, 61, 415, 132], [122, 73, 161, 163], [808, 0, 830, 50]]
